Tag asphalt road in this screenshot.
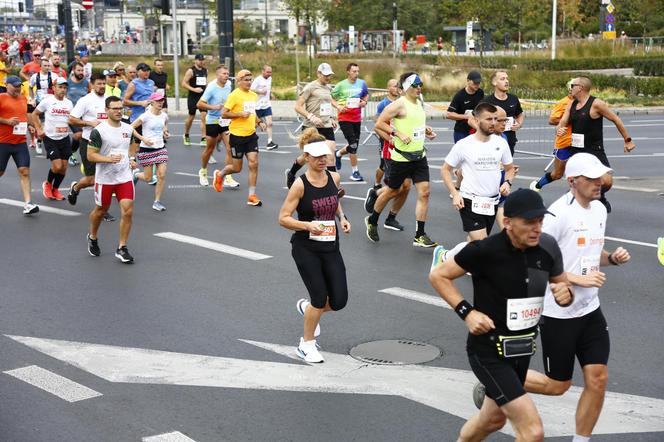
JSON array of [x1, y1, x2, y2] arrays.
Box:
[[0, 114, 662, 442]]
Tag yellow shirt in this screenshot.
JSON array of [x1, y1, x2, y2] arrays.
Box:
[[0, 60, 6, 87], [224, 88, 258, 137], [552, 95, 572, 149]]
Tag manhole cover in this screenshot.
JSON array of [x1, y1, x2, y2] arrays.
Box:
[[349, 340, 441, 365]]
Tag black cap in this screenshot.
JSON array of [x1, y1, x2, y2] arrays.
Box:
[[194, 53, 205, 60], [503, 189, 554, 220], [467, 70, 482, 83], [136, 63, 151, 71]]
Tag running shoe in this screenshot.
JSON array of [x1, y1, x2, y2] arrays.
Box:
[[599, 196, 612, 214], [285, 168, 296, 189], [224, 175, 240, 189], [430, 245, 448, 272], [658, 237, 664, 266], [208, 155, 218, 164], [364, 187, 378, 213], [103, 213, 116, 222], [87, 233, 101, 257], [42, 181, 54, 200], [148, 175, 158, 185], [296, 298, 321, 337], [152, 200, 166, 211], [266, 141, 279, 150], [529, 180, 541, 192], [413, 234, 437, 248], [23, 202, 39, 215], [67, 181, 79, 205], [296, 337, 324, 363], [51, 188, 66, 201], [200, 138, 206, 146], [199, 168, 209, 186], [35, 140, 43, 155], [115, 246, 134, 263], [383, 217, 405, 231], [472, 382, 486, 410], [213, 170, 223, 192], [247, 194, 263, 206], [183, 134, 191, 146], [68, 155, 79, 166], [132, 169, 140, 184], [350, 170, 364, 182], [365, 216, 379, 243], [335, 151, 342, 170]]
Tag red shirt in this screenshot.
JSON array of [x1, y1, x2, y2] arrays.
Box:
[[0, 93, 29, 144], [51, 66, 67, 78], [21, 61, 41, 77]]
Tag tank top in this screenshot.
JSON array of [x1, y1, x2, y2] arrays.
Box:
[[291, 170, 339, 252], [188, 66, 208, 96], [129, 78, 155, 122], [392, 97, 426, 162], [570, 96, 603, 150], [67, 78, 89, 106]]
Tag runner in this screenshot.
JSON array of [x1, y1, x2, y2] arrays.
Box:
[[19, 52, 41, 82], [212, 69, 266, 206], [31, 77, 73, 201], [446, 70, 484, 142], [288, 62, 337, 188], [131, 91, 170, 211], [251, 64, 278, 150], [66, 62, 89, 167], [50, 53, 66, 78], [149, 59, 169, 111], [371, 78, 399, 189], [123, 63, 155, 125], [86, 96, 137, 263], [367, 72, 437, 247], [480, 70, 524, 155], [181, 54, 208, 146], [331, 62, 369, 181], [429, 188, 573, 442], [196, 64, 238, 188], [278, 131, 351, 363], [28, 57, 55, 106], [0, 75, 39, 215], [0, 50, 8, 93], [80, 51, 92, 81], [554, 76, 636, 213], [104, 69, 121, 97]]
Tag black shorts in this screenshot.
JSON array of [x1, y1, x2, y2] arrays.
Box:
[[256, 107, 272, 118], [229, 133, 259, 159], [79, 138, 95, 177], [339, 121, 361, 146], [0, 142, 30, 171], [187, 93, 204, 116], [386, 157, 429, 189], [568, 147, 611, 168], [28, 104, 35, 113], [206, 124, 229, 139], [540, 308, 610, 382], [44, 136, 72, 160], [310, 126, 335, 142], [460, 198, 497, 233]]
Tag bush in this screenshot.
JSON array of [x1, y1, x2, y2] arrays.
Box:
[[633, 59, 664, 76]]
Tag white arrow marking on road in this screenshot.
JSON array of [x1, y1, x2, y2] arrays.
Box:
[[378, 287, 452, 310], [6, 335, 664, 438], [142, 431, 198, 442], [0, 198, 81, 216]]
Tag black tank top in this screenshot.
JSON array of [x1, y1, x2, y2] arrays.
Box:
[[188, 66, 208, 95], [292, 170, 339, 251], [570, 96, 604, 150]]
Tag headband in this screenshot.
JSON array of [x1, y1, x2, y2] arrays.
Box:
[[402, 74, 422, 91]]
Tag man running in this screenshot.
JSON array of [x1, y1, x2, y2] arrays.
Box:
[[86, 96, 137, 263], [66, 62, 89, 167], [555, 76, 636, 213], [213, 69, 266, 206], [181, 54, 208, 146], [367, 72, 437, 247], [331, 62, 369, 181], [429, 188, 573, 442], [251, 64, 278, 150], [447, 71, 484, 142], [149, 59, 169, 111], [0, 75, 39, 215], [480, 70, 524, 155], [371, 78, 400, 189], [28, 57, 55, 106], [50, 53, 66, 78], [32, 77, 73, 201]]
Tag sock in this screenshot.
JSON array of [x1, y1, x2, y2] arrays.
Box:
[[290, 161, 303, 175], [572, 435, 590, 442], [184, 133, 189, 137], [47, 169, 55, 184], [249, 186, 256, 196], [53, 173, 65, 189], [268, 138, 272, 143], [368, 210, 380, 225], [352, 166, 359, 173], [326, 165, 337, 172], [536, 172, 553, 189], [386, 211, 396, 221], [335, 150, 342, 158], [416, 220, 426, 237]]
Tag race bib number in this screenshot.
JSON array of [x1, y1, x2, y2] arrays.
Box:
[[148, 137, 164, 148], [97, 112, 107, 120], [55, 126, 69, 134], [12, 122, 27, 135], [319, 102, 332, 117], [507, 297, 544, 331], [504, 117, 514, 131], [580, 255, 601, 276], [346, 97, 361, 109], [220, 118, 231, 127], [243, 101, 256, 114], [309, 220, 336, 242], [471, 196, 496, 216], [571, 133, 585, 148], [412, 126, 426, 141], [195, 76, 207, 86]]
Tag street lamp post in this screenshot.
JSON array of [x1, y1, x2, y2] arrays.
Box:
[[264, 0, 268, 51], [551, 0, 557, 60]]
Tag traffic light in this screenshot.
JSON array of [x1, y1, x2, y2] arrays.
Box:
[[154, 0, 170, 16], [57, 3, 64, 23], [18, 2, 24, 12]]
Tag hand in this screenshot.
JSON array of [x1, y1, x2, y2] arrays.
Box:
[[307, 221, 324, 235], [396, 132, 411, 144], [36, 128, 45, 139], [556, 126, 567, 137], [108, 154, 122, 163], [129, 160, 138, 169], [611, 247, 630, 264], [339, 105, 348, 114], [624, 140, 636, 153], [163, 131, 170, 139], [511, 121, 521, 131], [8, 117, 20, 126], [425, 126, 437, 140], [465, 310, 496, 335], [550, 282, 574, 306], [309, 115, 323, 127], [499, 182, 511, 196], [340, 218, 351, 233], [331, 120, 338, 130], [194, 87, 204, 94], [452, 193, 464, 210], [258, 122, 267, 131], [143, 138, 154, 147], [240, 111, 250, 118], [575, 271, 606, 288], [359, 100, 367, 108]]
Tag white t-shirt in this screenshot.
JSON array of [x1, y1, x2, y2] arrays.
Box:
[[29, 71, 59, 103], [88, 121, 134, 185], [70, 92, 107, 140], [251, 75, 272, 110], [83, 62, 93, 81], [36, 95, 73, 140], [445, 133, 513, 198], [542, 192, 607, 319], [137, 110, 168, 149]]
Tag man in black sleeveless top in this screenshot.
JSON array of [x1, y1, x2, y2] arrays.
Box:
[[181, 54, 208, 146], [556, 76, 636, 213]]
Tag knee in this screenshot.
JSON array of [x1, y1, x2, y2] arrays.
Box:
[[419, 188, 430, 200], [17, 167, 30, 177], [346, 142, 358, 155], [586, 370, 608, 393], [521, 423, 544, 442], [548, 380, 572, 396], [248, 159, 259, 170], [485, 413, 507, 433], [121, 206, 133, 218], [328, 293, 348, 311], [157, 170, 167, 180]]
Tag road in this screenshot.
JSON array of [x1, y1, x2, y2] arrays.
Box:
[[0, 114, 662, 441]]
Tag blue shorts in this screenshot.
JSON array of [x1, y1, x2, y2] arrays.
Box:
[[553, 147, 573, 161], [453, 131, 470, 143], [256, 107, 272, 118], [0, 142, 30, 172]]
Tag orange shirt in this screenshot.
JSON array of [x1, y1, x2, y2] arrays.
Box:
[[552, 95, 572, 149], [0, 93, 29, 144], [21, 61, 41, 77]]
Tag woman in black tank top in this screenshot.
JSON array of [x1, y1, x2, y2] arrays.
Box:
[[279, 135, 351, 363]]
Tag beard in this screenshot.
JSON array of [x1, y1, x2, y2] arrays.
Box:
[[74, 73, 84, 80]]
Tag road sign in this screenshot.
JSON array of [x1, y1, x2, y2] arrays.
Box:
[[606, 3, 615, 14], [606, 13, 615, 24], [603, 31, 617, 40], [82, 0, 94, 9], [606, 23, 615, 32]]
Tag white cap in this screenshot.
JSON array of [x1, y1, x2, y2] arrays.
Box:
[[565, 153, 613, 179], [317, 63, 334, 76], [303, 141, 330, 157]]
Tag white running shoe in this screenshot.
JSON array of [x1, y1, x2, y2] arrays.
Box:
[[296, 337, 324, 363], [296, 298, 321, 337], [198, 168, 209, 186], [35, 140, 43, 155], [224, 174, 240, 189], [208, 155, 218, 164], [529, 180, 541, 192]]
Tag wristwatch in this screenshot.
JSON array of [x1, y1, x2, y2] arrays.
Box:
[[391, 130, 397, 137], [624, 137, 632, 143]]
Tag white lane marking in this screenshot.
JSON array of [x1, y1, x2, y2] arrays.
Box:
[[175, 172, 202, 178], [605, 236, 657, 248], [378, 287, 452, 310], [167, 184, 207, 189], [142, 431, 198, 442], [9, 335, 664, 438], [508, 176, 660, 193], [0, 198, 81, 216], [341, 195, 365, 201], [3, 365, 102, 402], [258, 149, 292, 154], [630, 119, 664, 123], [154, 232, 272, 260], [340, 181, 368, 185]]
